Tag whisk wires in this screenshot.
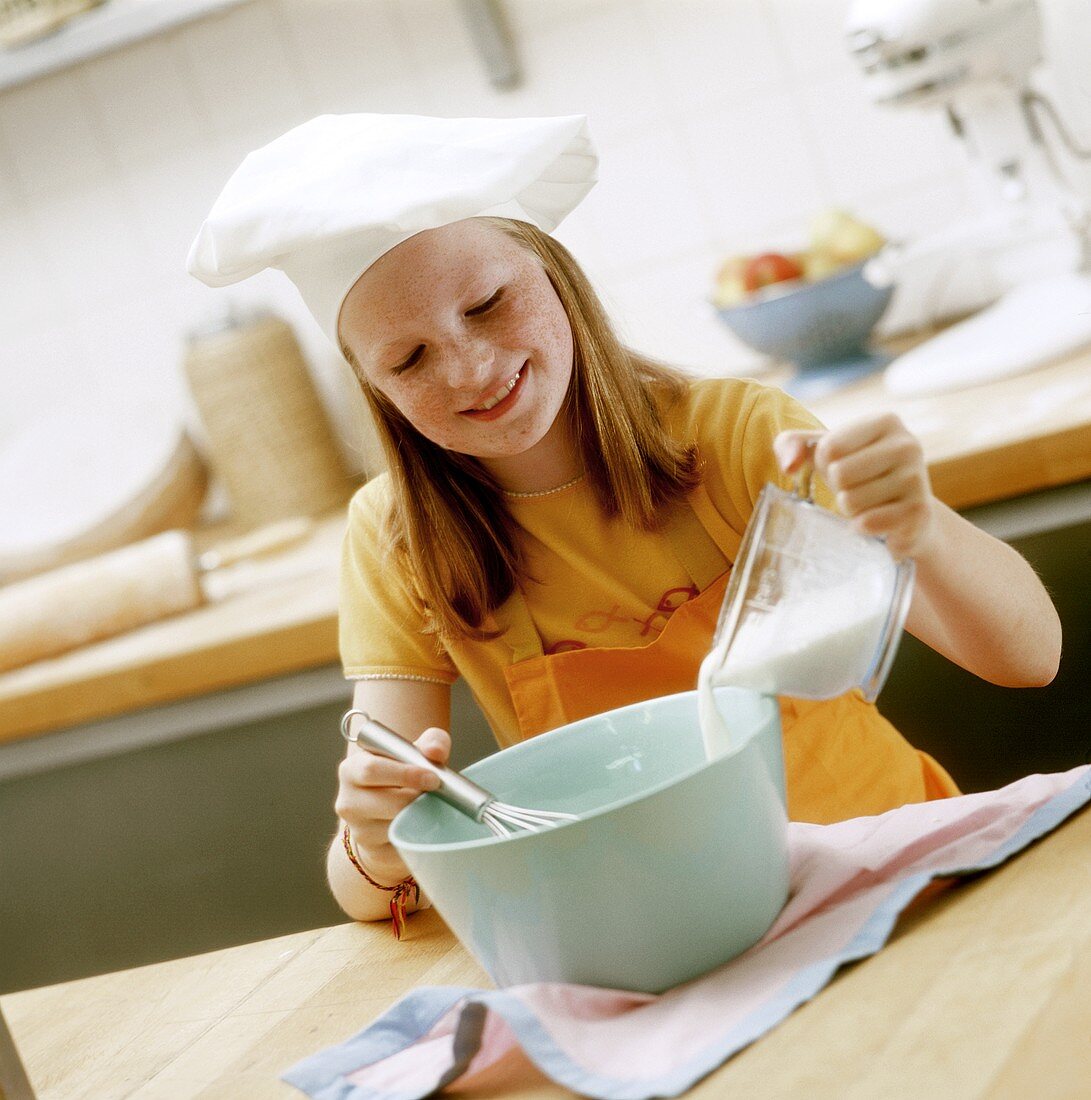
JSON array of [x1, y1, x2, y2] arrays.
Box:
[[480, 800, 579, 837]]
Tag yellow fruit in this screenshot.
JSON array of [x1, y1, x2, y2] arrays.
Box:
[[800, 248, 844, 282], [713, 255, 751, 307], [809, 208, 885, 263], [713, 275, 749, 308]]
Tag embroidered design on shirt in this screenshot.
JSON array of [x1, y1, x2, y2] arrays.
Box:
[[634, 585, 700, 637], [574, 604, 632, 633], [545, 585, 701, 653]]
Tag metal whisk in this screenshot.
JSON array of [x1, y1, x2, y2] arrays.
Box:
[[341, 709, 579, 838]]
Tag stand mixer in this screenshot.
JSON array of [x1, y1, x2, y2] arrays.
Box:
[[845, 0, 1091, 396]]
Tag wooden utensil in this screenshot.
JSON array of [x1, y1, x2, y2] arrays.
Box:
[[0, 517, 314, 674]]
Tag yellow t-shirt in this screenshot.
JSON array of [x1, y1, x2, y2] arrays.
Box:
[[339, 377, 828, 745]]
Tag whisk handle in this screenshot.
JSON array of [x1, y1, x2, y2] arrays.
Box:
[[341, 710, 494, 822]]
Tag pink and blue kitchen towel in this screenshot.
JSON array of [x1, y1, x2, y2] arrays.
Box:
[[283, 765, 1090, 1100]]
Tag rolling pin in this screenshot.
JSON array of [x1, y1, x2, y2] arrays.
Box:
[[0, 516, 314, 674]]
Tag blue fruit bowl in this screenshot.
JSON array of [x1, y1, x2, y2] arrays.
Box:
[[389, 688, 788, 994], [716, 261, 894, 399]]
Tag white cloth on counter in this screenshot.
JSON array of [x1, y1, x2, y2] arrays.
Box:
[[281, 766, 1091, 1100]]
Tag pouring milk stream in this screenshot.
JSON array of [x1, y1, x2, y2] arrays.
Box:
[[698, 453, 915, 760]]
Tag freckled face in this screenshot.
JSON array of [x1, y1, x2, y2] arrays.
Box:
[[338, 220, 575, 484]]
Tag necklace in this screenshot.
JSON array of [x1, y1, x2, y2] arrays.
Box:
[[502, 473, 585, 499]]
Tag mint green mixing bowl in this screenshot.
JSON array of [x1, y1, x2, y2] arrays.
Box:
[[389, 688, 788, 993]]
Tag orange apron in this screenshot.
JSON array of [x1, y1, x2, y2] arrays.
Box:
[[496, 484, 959, 824]]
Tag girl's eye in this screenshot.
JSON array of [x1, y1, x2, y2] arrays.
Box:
[[388, 289, 504, 373], [391, 345, 424, 375], [466, 288, 504, 317]]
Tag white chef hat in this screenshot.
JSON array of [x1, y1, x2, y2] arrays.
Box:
[[187, 113, 597, 347]]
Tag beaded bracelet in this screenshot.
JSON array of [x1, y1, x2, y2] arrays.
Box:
[[341, 823, 420, 939]]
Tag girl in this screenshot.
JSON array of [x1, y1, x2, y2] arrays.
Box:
[[188, 114, 1061, 932]]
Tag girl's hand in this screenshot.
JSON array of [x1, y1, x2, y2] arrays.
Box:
[[334, 725, 449, 884], [774, 413, 939, 559]]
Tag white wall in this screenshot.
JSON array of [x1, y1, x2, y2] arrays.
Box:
[[0, 0, 1020, 467]]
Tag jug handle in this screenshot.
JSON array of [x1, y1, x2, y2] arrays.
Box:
[[793, 440, 817, 502]]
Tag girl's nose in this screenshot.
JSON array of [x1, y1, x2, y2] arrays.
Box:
[[445, 336, 495, 390]]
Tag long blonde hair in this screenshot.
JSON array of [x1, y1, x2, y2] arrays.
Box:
[[342, 218, 701, 640]]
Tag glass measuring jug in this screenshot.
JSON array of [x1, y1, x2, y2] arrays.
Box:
[[707, 459, 915, 702]]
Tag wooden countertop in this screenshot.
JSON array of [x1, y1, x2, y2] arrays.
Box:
[[1, 349, 1090, 744], [796, 341, 1091, 511], [3, 801, 1088, 1098]]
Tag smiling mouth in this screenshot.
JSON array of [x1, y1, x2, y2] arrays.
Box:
[[464, 369, 522, 413]]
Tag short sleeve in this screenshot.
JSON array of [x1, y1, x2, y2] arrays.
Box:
[[687, 379, 835, 535], [738, 384, 835, 511], [338, 478, 458, 684]]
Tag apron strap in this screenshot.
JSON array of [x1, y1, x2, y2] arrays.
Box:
[[661, 484, 733, 592], [496, 482, 740, 663], [496, 579, 547, 663], [687, 481, 743, 566]]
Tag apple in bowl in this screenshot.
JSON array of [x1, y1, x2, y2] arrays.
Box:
[[741, 252, 805, 293]]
